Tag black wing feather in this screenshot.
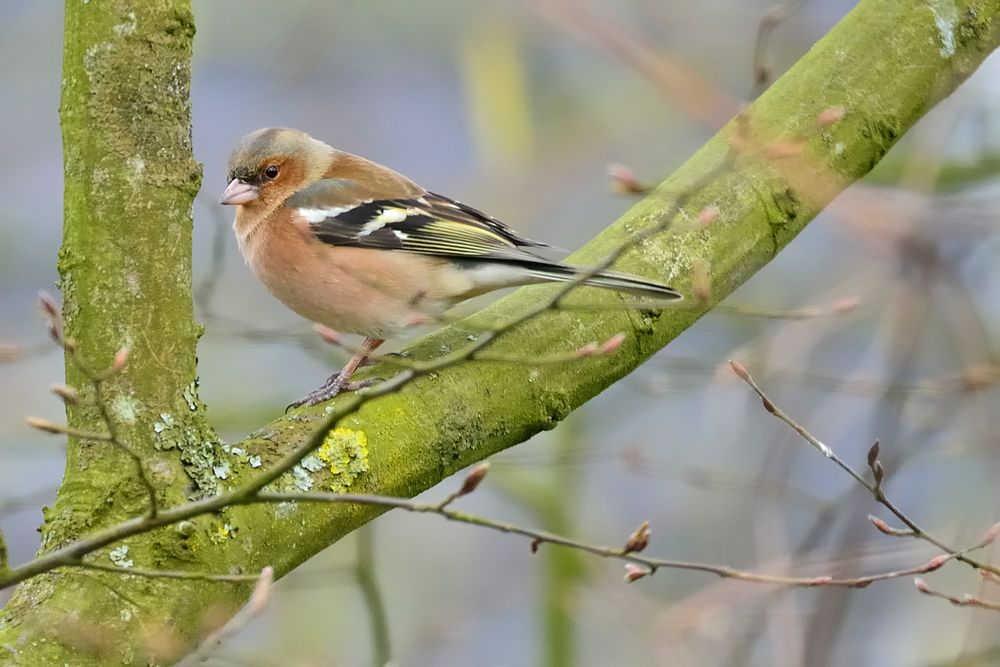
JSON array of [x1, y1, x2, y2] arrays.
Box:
[[290, 182, 550, 263]]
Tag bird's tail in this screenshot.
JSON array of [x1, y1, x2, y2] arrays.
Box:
[[526, 263, 682, 300]]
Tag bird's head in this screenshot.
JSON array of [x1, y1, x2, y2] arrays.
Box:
[[220, 127, 333, 209]]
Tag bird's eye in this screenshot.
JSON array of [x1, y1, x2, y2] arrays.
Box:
[[263, 165, 280, 180]]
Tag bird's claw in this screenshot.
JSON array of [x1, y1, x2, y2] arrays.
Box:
[[285, 376, 384, 412]]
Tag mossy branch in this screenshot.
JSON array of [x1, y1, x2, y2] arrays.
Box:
[[2, 0, 1000, 664]]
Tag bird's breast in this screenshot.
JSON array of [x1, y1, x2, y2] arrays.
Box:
[[247, 224, 464, 338]]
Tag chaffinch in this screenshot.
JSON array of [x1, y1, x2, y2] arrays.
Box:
[[220, 127, 680, 407]]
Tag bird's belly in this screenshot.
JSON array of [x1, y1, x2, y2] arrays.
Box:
[[253, 245, 458, 338]]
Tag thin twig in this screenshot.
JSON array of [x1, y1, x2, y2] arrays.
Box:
[[730, 360, 1000, 577], [24, 417, 112, 441], [175, 566, 274, 666], [750, 1, 810, 98], [249, 489, 979, 589], [1, 109, 844, 593], [37, 295, 160, 518], [914, 579, 1000, 611], [314, 324, 628, 371], [69, 561, 261, 583], [0, 133, 740, 591]]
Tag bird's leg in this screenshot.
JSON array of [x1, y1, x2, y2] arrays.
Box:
[[288, 338, 385, 409]]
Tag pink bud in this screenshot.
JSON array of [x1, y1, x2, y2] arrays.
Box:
[[729, 360, 751, 382], [817, 106, 846, 127], [868, 515, 892, 535], [112, 347, 130, 372], [38, 291, 60, 319], [914, 578, 929, 593], [623, 564, 648, 583], [867, 441, 880, 467], [50, 384, 80, 405], [623, 521, 651, 554], [26, 416, 63, 434], [600, 333, 626, 354], [457, 462, 490, 497], [833, 297, 860, 314], [924, 556, 948, 572], [607, 163, 647, 194], [808, 576, 832, 586], [982, 522, 1000, 546], [697, 206, 720, 226]]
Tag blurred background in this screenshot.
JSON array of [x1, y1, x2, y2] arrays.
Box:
[[2, 1, 999, 665]]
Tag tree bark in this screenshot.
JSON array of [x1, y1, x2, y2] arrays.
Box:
[[2, 0, 999, 663]]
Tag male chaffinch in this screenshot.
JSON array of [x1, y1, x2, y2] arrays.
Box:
[[220, 127, 680, 407]]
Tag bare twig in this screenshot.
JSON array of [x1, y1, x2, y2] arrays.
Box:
[[914, 578, 1000, 612], [607, 163, 652, 195], [176, 566, 274, 666], [250, 487, 980, 590], [314, 324, 629, 371], [1, 108, 847, 592], [436, 462, 491, 510], [25, 417, 112, 441], [730, 360, 1000, 577], [71, 561, 261, 583], [751, 1, 810, 98], [715, 297, 859, 320], [37, 293, 160, 518]]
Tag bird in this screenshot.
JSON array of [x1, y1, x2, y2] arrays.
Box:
[[220, 127, 681, 408]]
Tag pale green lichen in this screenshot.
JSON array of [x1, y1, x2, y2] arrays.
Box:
[[153, 412, 174, 433], [290, 465, 314, 491], [181, 381, 199, 411], [300, 455, 324, 472], [109, 546, 133, 569], [151, 382, 226, 499], [110, 393, 142, 425], [274, 502, 298, 518], [928, 0, 958, 57], [316, 428, 369, 493], [113, 10, 137, 36]]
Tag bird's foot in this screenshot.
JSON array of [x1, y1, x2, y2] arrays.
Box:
[[285, 375, 383, 412]]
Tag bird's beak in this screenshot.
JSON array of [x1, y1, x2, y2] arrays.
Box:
[[220, 179, 259, 205]]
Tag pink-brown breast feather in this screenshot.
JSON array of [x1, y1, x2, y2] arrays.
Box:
[[246, 209, 470, 338]]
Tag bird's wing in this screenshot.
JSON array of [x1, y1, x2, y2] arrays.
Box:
[[285, 179, 550, 263]]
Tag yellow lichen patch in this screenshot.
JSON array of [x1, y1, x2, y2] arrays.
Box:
[[211, 521, 237, 543], [316, 428, 370, 493]]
